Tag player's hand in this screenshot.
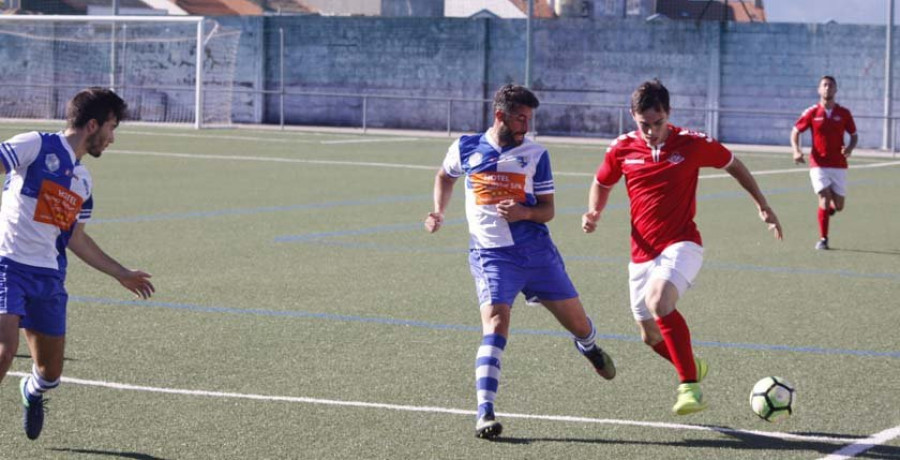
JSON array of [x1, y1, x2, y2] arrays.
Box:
[[582, 210, 601, 233], [842, 147, 853, 158], [496, 199, 528, 222], [424, 212, 444, 233], [792, 151, 805, 165], [758, 205, 783, 241], [117, 269, 155, 299]]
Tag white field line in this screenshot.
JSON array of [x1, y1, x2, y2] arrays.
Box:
[[320, 137, 419, 144], [122, 130, 420, 145], [111, 149, 436, 171], [6, 371, 864, 445], [818, 425, 900, 460], [109, 148, 900, 177]]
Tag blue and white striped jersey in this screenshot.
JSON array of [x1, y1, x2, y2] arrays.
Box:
[[0, 132, 93, 273], [442, 133, 554, 249]]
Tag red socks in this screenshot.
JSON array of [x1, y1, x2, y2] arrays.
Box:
[[656, 310, 697, 382], [818, 207, 830, 239], [651, 341, 673, 362]]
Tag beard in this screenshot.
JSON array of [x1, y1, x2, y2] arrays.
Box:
[[498, 124, 524, 147], [85, 132, 104, 158]]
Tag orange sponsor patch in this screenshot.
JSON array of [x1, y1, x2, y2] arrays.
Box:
[[33, 180, 83, 230], [470, 172, 526, 205]]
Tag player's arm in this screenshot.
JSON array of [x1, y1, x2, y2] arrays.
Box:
[[789, 127, 805, 164], [582, 180, 611, 234], [425, 168, 457, 233], [67, 223, 155, 299], [843, 133, 858, 157], [724, 157, 783, 240], [497, 193, 554, 224]]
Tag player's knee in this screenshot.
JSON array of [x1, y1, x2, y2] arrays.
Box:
[[0, 342, 17, 369]]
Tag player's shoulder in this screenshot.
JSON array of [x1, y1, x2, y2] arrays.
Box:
[[672, 126, 717, 145], [4, 130, 43, 146], [457, 133, 483, 147], [607, 131, 640, 152], [800, 104, 819, 116]]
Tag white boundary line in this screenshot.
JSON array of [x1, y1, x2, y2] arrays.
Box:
[[6, 371, 866, 446], [111, 149, 436, 170], [818, 425, 900, 460], [110, 148, 900, 177]]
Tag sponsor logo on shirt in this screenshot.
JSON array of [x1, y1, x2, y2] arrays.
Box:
[[33, 179, 84, 230], [470, 172, 526, 205], [624, 158, 645, 165]]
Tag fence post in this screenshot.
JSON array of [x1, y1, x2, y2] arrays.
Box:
[[362, 96, 368, 133], [279, 27, 285, 130], [447, 99, 452, 136]]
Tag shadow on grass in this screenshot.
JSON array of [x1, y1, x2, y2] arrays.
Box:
[[481, 428, 900, 459], [830, 247, 900, 256], [49, 448, 169, 460], [15, 354, 77, 361]]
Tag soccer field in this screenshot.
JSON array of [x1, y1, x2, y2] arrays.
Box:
[[0, 122, 898, 459]]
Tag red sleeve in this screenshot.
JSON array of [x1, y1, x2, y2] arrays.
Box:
[[697, 138, 733, 169], [795, 107, 813, 132], [595, 146, 622, 187], [844, 108, 857, 135]]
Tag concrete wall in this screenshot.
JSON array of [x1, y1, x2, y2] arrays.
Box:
[[219, 16, 897, 148], [1, 16, 895, 148]]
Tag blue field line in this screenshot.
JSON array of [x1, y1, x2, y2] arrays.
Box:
[[69, 295, 900, 359], [90, 194, 430, 224]]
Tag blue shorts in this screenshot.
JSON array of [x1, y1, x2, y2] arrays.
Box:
[[468, 234, 578, 308], [0, 259, 68, 337]]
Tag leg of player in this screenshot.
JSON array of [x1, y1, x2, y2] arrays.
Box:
[[21, 330, 64, 440], [646, 279, 707, 415], [817, 188, 835, 250], [475, 303, 509, 440], [0, 314, 21, 384], [637, 319, 707, 382], [541, 297, 615, 380]]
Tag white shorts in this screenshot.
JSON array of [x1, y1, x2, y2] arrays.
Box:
[[810, 167, 847, 196], [628, 241, 704, 322]]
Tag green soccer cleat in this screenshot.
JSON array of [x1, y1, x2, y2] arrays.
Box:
[[695, 355, 708, 383], [673, 382, 707, 415], [20, 377, 46, 440], [577, 342, 616, 380]]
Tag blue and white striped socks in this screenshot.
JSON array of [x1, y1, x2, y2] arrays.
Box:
[[573, 318, 598, 353], [475, 333, 506, 418], [24, 364, 59, 402]]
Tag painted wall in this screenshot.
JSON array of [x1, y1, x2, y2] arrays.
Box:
[[220, 16, 897, 148]]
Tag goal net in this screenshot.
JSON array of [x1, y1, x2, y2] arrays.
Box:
[[0, 16, 241, 127]]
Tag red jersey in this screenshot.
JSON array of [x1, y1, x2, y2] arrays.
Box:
[[595, 126, 733, 263], [794, 103, 856, 169]]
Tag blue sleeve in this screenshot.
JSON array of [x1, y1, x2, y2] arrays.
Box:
[[532, 151, 554, 195]]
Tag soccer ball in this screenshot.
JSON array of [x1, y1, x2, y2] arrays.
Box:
[[749, 376, 795, 422]]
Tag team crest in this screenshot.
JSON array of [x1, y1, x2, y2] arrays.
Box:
[[45, 154, 60, 173], [668, 153, 685, 164], [516, 156, 528, 168]]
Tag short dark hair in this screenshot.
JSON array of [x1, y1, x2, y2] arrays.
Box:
[[66, 87, 127, 129], [493, 84, 539, 114], [631, 79, 670, 114], [820, 75, 837, 85]]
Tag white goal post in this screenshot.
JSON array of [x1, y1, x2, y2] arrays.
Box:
[[0, 15, 241, 128]]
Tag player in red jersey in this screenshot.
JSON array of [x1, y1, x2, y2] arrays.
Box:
[[582, 80, 783, 415], [790, 75, 858, 250]]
